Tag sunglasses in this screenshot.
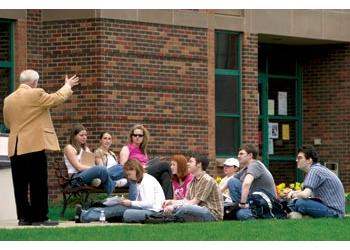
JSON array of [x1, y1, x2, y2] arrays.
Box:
[[132, 134, 144, 138]]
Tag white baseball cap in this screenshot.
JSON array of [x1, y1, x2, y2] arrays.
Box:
[[223, 158, 239, 168]]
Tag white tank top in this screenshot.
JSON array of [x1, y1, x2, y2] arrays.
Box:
[[106, 154, 118, 168], [64, 148, 83, 174]]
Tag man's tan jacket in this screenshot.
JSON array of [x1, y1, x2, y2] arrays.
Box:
[[3, 84, 73, 157]]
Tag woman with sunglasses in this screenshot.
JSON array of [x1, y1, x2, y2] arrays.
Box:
[[119, 124, 173, 199], [64, 124, 119, 195], [170, 154, 193, 200]]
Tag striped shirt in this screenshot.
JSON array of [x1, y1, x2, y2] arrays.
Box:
[[186, 172, 224, 220], [304, 163, 345, 217]]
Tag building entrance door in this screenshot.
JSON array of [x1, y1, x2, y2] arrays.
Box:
[[258, 44, 303, 184]]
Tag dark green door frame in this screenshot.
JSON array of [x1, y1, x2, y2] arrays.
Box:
[[258, 57, 303, 182]]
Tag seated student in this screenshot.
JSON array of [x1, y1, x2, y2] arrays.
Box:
[[64, 124, 120, 195], [94, 131, 127, 187], [75, 159, 165, 223], [219, 157, 240, 202], [170, 154, 193, 200], [119, 124, 173, 199], [227, 144, 276, 220], [163, 154, 223, 222], [287, 145, 345, 218]]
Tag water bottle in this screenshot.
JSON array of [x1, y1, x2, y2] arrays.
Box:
[[99, 210, 106, 223]]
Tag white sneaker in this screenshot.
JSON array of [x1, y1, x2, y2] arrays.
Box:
[[91, 178, 101, 187], [287, 212, 303, 219], [115, 178, 127, 187]]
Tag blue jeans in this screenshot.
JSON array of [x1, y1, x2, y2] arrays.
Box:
[[123, 208, 157, 223], [227, 177, 254, 220], [72, 166, 115, 194], [107, 164, 124, 180], [127, 181, 138, 201], [174, 204, 216, 222], [292, 198, 339, 218], [80, 204, 129, 222]]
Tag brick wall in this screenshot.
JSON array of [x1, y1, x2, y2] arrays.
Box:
[[303, 44, 350, 192], [40, 18, 210, 200], [241, 33, 259, 145]]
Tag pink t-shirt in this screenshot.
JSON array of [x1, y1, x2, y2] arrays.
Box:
[[127, 143, 149, 166], [172, 174, 193, 200]]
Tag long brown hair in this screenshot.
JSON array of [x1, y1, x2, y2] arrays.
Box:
[[124, 159, 145, 183], [128, 124, 150, 154], [171, 154, 189, 182], [68, 124, 87, 154]]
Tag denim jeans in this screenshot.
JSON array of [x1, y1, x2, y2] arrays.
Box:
[[127, 181, 138, 201], [80, 204, 130, 222], [123, 208, 157, 223], [227, 177, 242, 203], [291, 198, 339, 218], [107, 164, 125, 180], [72, 166, 115, 194], [174, 204, 216, 222], [227, 177, 254, 220]]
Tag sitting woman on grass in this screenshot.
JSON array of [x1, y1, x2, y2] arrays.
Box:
[[119, 124, 173, 199], [64, 124, 123, 195], [171, 154, 193, 200], [75, 159, 165, 223]]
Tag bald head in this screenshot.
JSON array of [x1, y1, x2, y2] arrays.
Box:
[[20, 69, 39, 87]]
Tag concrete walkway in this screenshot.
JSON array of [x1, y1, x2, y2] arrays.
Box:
[[0, 220, 133, 229]]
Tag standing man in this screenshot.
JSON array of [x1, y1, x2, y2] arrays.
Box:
[[163, 154, 223, 222], [287, 145, 345, 218], [3, 69, 79, 226], [227, 144, 276, 220]]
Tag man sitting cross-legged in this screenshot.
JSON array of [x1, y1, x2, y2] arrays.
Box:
[[162, 154, 223, 222]]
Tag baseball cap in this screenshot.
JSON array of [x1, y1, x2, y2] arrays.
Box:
[[223, 158, 239, 168]]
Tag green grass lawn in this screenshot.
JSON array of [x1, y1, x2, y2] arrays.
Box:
[[0, 204, 349, 241]]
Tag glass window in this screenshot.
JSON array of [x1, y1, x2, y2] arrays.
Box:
[[0, 23, 10, 61], [215, 75, 239, 113], [0, 21, 14, 133], [215, 117, 240, 156], [215, 32, 239, 70], [215, 31, 240, 156]]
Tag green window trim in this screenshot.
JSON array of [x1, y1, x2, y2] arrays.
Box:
[[215, 30, 241, 158], [0, 20, 15, 133]]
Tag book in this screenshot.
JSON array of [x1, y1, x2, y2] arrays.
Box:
[[80, 150, 96, 166], [103, 195, 123, 206]]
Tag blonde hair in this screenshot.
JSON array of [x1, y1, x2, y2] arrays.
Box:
[[128, 124, 150, 154]]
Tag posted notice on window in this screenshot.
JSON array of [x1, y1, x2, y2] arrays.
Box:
[[278, 91, 287, 116]]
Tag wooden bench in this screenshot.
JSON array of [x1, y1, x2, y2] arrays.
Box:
[[53, 160, 128, 216]]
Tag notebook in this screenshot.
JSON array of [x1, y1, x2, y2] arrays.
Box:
[[80, 150, 96, 166]]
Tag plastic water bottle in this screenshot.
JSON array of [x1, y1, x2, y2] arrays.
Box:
[[99, 210, 106, 223]]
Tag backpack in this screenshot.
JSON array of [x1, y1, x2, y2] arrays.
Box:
[[248, 189, 287, 219]]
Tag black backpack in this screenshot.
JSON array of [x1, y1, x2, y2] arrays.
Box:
[[248, 189, 287, 219]]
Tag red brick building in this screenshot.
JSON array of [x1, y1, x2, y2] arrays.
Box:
[[1, 10, 350, 201]]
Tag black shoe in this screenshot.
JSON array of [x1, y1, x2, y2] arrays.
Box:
[[18, 219, 32, 226], [32, 220, 59, 226], [75, 204, 82, 223]]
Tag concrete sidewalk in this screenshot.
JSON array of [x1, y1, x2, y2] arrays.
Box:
[[0, 220, 132, 229]]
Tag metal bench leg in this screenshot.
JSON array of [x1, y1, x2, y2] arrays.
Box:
[[61, 192, 68, 217]]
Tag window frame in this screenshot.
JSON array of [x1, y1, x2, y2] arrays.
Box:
[[0, 19, 15, 133], [215, 30, 241, 158]]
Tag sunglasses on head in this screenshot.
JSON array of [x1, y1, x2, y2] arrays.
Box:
[[132, 134, 144, 138]]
